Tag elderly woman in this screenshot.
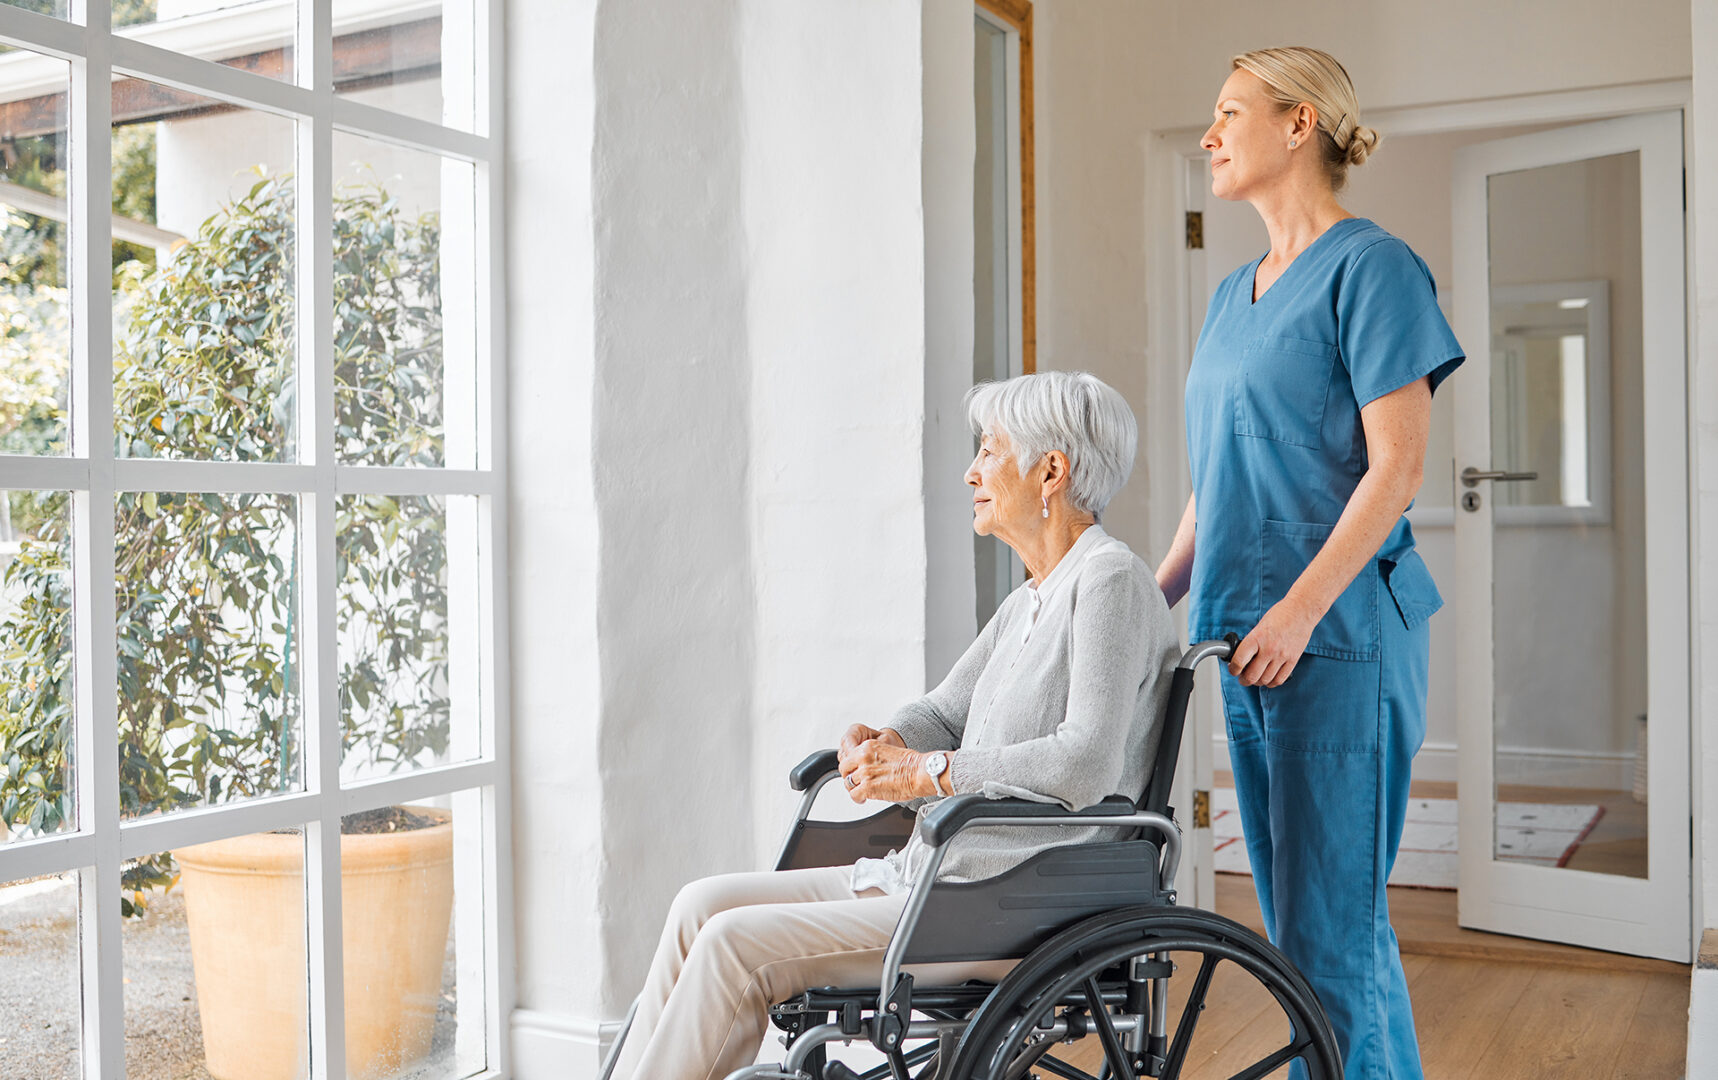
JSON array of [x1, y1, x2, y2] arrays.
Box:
[[608, 371, 1179, 1080]]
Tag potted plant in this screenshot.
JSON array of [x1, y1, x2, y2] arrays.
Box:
[[0, 171, 457, 1080]]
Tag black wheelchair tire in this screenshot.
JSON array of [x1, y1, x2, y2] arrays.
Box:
[[943, 905, 1343, 1080]]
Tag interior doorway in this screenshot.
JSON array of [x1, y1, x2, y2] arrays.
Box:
[[1160, 84, 1694, 962]]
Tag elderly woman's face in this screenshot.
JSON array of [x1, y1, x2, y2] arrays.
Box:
[[1200, 69, 1294, 203], [966, 429, 1041, 538]]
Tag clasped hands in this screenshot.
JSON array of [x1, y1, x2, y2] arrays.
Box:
[[836, 724, 942, 804]]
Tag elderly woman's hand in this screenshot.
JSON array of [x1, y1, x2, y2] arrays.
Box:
[[838, 723, 902, 759], [840, 738, 938, 803]]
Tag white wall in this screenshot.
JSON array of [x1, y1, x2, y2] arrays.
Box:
[[1141, 0, 1691, 131], [739, 0, 930, 860], [1032, 0, 1159, 558], [507, 2, 931, 1076], [504, 0, 605, 1072]]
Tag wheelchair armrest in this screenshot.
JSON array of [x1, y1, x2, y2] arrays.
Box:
[[919, 793, 1138, 847], [789, 749, 841, 792]]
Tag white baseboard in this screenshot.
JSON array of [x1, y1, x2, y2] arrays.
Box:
[[1211, 736, 1637, 792], [510, 1008, 618, 1080]]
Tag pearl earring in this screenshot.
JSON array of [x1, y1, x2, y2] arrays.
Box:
[[1289, 140, 1297, 148], [1041, 497, 1049, 519]]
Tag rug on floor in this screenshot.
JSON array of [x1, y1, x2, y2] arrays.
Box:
[[1210, 787, 1606, 890]]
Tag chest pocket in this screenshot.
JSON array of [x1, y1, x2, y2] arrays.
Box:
[[1233, 336, 1338, 449]]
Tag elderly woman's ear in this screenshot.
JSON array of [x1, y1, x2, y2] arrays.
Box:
[[1039, 450, 1073, 502]]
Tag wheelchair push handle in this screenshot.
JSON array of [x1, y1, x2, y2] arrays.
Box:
[[1139, 634, 1239, 819]]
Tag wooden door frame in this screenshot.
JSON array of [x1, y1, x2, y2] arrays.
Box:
[[974, 0, 1035, 373]]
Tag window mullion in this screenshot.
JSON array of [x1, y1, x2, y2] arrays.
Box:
[[476, 0, 515, 1066], [297, 0, 346, 1078], [67, 3, 122, 1078]]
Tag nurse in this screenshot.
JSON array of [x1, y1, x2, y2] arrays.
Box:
[[1155, 47, 1464, 1080]]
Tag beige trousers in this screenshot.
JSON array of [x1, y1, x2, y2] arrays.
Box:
[[608, 865, 1012, 1080]]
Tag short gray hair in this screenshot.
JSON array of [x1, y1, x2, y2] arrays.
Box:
[[965, 371, 1138, 518]]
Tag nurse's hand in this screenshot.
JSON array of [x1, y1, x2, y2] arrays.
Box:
[[1231, 597, 1321, 688]]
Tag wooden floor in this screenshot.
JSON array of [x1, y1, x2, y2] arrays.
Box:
[[1068, 777, 1690, 1077], [1053, 876, 1688, 1078]]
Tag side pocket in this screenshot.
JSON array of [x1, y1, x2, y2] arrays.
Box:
[[1381, 550, 1443, 630], [1261, 519, 1380, 662]]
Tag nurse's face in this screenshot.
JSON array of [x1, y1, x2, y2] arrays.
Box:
[[966, 428, 1042, 540], [1200, 69, 1295, 202]]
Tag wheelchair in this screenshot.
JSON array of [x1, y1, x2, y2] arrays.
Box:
[[599, 638, 1342, 1080]]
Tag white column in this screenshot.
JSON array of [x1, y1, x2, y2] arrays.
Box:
[[740, 0, 932, 857]]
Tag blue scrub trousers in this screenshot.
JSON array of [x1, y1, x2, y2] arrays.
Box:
[[1219, 602, 1428, 1080]]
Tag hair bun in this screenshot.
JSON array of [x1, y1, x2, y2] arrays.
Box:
[[1346, 124, 1379, 167]]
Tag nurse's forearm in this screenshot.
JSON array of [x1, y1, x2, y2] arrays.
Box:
[[1283, 468, 1419, 621], [1155, 493, 1197, 607], [1283, 378, 1431, 622]]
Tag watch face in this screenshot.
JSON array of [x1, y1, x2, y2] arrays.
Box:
[[925, 752, 947, 775]]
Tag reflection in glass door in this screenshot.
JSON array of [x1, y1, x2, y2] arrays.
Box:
[[1485, 156, 1644, 880], [1452, 111, 1689, 961]]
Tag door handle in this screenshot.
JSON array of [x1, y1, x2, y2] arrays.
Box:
[[1460, 466, 1539, 488]]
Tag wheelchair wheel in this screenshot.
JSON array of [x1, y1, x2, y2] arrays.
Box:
[[945, 905, 1342, 1080]]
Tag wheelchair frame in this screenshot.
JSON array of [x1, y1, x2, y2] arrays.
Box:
[[598, 638, 1343, 1080]]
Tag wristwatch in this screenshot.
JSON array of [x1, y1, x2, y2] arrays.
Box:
[[923, 751, 950, 795]]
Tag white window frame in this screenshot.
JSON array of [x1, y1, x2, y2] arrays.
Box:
[[0, 2, 513, 1078]]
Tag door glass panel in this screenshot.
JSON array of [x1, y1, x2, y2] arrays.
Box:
[[1486, 151, 1646, 878]]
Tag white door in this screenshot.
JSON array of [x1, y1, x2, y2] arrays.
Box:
[[1451, 110, 1690, 962]]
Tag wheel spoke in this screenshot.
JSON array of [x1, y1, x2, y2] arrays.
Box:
[[1160, 952, 1219, 1080], [1226, 1036, 1314, 1080], [855, 1043, 937, 1080], [1036, 1053, 1104, 1080], [1082, 977, 1137, 1078]]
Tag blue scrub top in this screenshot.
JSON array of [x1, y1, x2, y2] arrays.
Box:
[[1185, 217, 1465, 662]]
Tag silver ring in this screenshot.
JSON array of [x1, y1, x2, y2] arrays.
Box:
[[845, 775, 858, 789]]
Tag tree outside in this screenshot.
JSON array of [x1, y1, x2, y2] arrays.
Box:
[[0, 145, 453, 913]]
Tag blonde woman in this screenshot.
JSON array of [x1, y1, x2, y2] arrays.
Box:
[[1156, 47, 1464, 1080]]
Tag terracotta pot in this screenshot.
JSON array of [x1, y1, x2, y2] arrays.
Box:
[[172, 808, 455, 1080]]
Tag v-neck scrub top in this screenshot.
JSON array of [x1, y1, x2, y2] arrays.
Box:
[[1185, 218, 1465, 658]]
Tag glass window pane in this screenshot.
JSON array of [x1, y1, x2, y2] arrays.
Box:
[[131, 833, 308, 1079], [116, 492, 302, 821], [0, 1, 68, 21], [339, 494, 482, 782], [333, 137, 476, 468], [0, 489, 73, 846], [117, 1, 297, 82], [0, 50, 70, 457], [113, 83, 295, 462], [0, 869, 79, 1079], [334, 0, 476, 132], [342, 789, 484, 1079]]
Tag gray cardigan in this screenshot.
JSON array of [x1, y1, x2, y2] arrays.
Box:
[[853, 524, 1179, 892]]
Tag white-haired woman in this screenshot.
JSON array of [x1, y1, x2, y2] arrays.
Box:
[[609, 371, 1179, 1080], [1156, 47, 1465, 1080]]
